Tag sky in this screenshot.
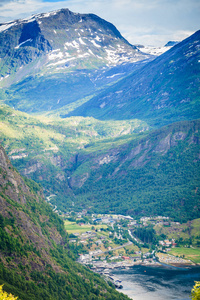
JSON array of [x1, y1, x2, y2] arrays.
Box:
[[0, 0, 199, 46]]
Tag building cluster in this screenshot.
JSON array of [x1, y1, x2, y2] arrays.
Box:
[[159, 239, 177, 248]]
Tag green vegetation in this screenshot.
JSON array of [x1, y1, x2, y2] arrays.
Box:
[[191, 281, 200, 300], [169, 247, 200, 264], [134, 227, 157, 244], [0, 285, 19, 300], [0, 14, 199, 300], [0, 104, 148, 210], [0, 145, 129, 300], [0, 105, 199, 222], [64, 217, 136, 258], [66, 120, 200, 222], [64, 220, 107, 234], [155, 218, 200, 247]]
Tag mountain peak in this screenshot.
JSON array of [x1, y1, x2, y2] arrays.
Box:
[[0, 8, 150, 88]]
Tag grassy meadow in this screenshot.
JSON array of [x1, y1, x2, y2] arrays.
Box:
[[64, 220, 107, 234], [169, 247, 200, 264]]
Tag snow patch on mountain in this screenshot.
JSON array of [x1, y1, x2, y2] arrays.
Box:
[[138, 45, 173, 56], [106, 73, 125, 79], [88, 49, 95, 56], [79, 38, 86, 45], [65, 41, 80, 49], [48, 50, 63, 60], [15, 39, 33, 49], [91, 40, 101, 48], [0, 21, 17, 32], [48, 57, 76, 67], [95, 36, 101, 42]]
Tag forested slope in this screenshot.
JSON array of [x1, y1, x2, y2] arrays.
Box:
[[0, 144, 129, 300], [67, 119, 200, 222]]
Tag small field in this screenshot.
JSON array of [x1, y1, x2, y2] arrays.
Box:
[[64, 220, 107, 233], [154, 218, 200, 243], [169, 247, 200, 264]]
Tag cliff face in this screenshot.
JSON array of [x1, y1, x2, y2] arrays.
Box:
[[0, 144, 129, 300], [66, 120, 200, 221], [0, 105, 199, 222], [69, 120, 200, 187]]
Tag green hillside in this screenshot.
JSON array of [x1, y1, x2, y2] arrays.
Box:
[[0, 105, 199, 222], [0, 143, 129, 300], [65, 119, 200, 222], [0, 105, 148, 209]]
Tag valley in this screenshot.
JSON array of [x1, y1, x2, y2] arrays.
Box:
[[0, 105, 199, 222], [0, 6, 199, 300]]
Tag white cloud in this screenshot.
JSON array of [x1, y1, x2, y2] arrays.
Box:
[[0, 0, 199, 46]]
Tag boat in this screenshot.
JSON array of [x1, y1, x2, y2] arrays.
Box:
[[115, 282, 123, 289]]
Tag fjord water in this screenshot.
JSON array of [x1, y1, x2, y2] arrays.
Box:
[[112, 265, 200, 300]]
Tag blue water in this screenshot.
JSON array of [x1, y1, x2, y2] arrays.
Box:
[[112, 265, 200, 300]]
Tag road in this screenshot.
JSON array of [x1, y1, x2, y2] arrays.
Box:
[[128, 229, 143, 244], [92, 241, 132, 257]]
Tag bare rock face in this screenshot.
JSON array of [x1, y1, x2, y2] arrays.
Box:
[[69, 172, 89, 188], [0, 146, 27, 201], [23, 161, 43, 175]]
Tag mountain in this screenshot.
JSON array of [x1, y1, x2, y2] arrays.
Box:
[[0, 104, 199, 222], [0, 104, 149, 211], [0, 9, 199, 228], [0, 8, 147, 82], [0, 8, 150, 114], [64, 119, 200, 222], [69, 30, 200, 128], [0, 142, 129, 300]]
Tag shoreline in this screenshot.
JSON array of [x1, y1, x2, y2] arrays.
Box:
[[85, 259, 199, 273], [92, 262, 200, 300]]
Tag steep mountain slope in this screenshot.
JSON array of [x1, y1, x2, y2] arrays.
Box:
[[0, 105, 149, 211], [0, 105, 199, 222], [0, 143, 129, 300], [70, 30, 200, 127], [3, 59, 150, 115], [0, 8, 150, 114], [63, 119, 200, 222], [0, 8, 147, 82]]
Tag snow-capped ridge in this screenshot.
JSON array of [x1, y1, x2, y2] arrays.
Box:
[[0, 7, 151, 88]]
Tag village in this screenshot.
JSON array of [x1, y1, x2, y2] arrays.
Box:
[[63, 211, 193, 273]]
